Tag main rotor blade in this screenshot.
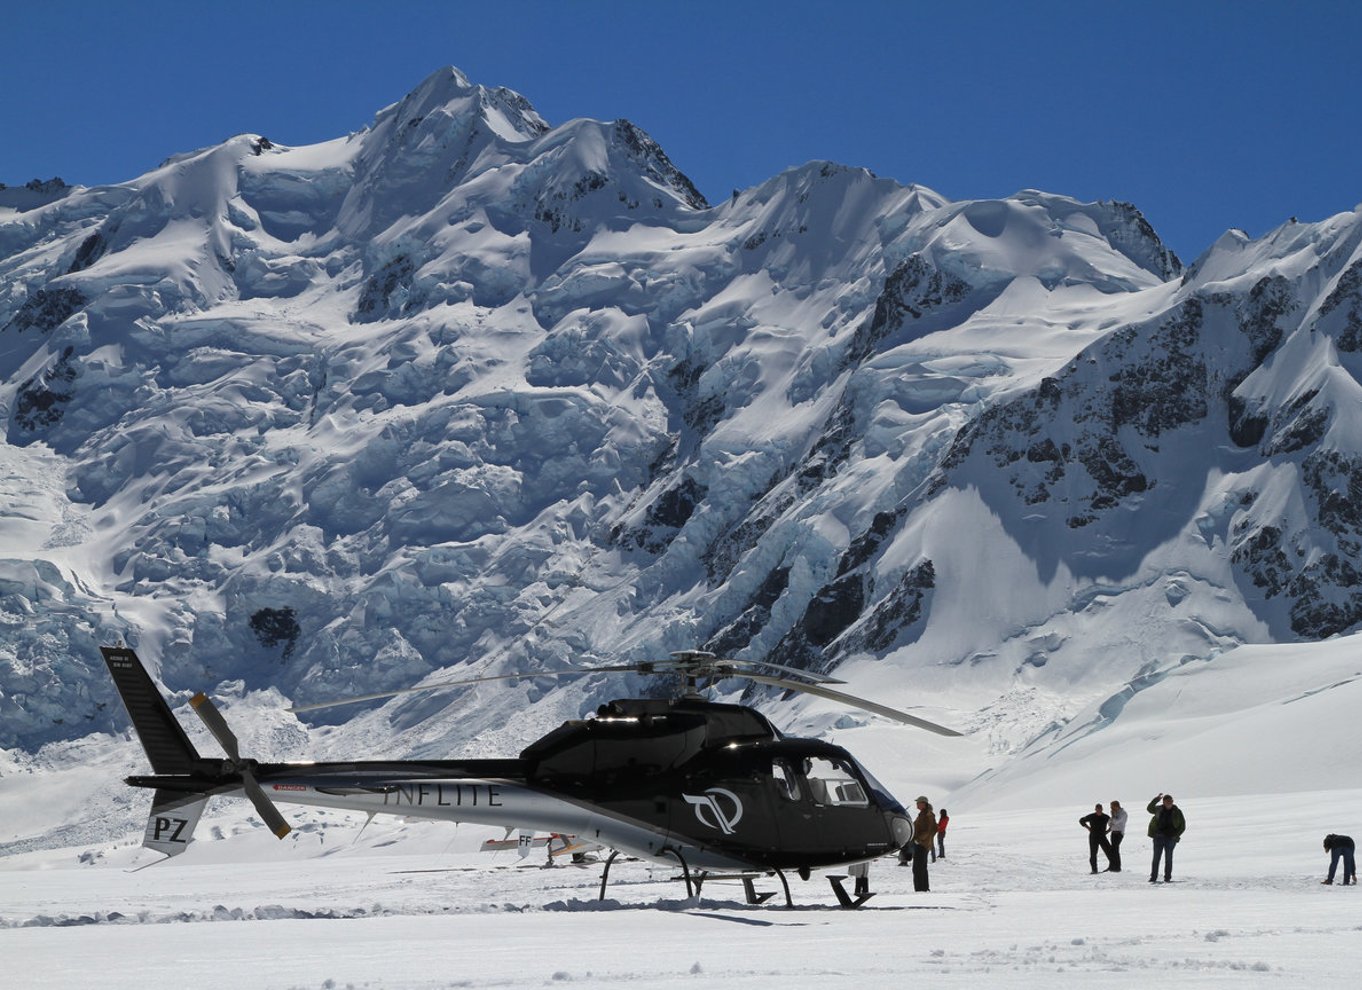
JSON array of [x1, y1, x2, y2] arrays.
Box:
[[190, 692, 242, 760], [241, 768, 292, 839], [288, 664, 642, 715], [657, 653, 845, 685], [725, 658, 844, 685], [741, 672, 964, 737]]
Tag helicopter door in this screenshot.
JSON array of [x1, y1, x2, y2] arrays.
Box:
[[769, 756, 822, 854], [772, 754, 878, 858]]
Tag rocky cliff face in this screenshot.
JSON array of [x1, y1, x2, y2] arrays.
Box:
[[3, 66, 1359, 755]]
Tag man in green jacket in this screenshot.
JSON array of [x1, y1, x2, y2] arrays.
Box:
[[1147, 793, 1186, 883]]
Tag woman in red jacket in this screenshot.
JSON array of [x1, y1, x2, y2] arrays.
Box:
[[935, 808, 949, 860]]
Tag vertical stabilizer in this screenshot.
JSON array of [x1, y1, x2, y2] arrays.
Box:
[[100, 646, 201, 774]]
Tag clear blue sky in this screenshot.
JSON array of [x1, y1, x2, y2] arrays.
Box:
[[3, 0, 1359, 261]]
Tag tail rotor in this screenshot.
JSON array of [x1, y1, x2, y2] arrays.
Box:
[[190, 692, 292, 839]]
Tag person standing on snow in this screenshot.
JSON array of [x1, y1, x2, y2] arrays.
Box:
[[1322, 834, 1356, 885], [1147, 793, 1186, 882], [912, 796, 936, 892], [1079, 803, 1114, 873], [935, 807, 949, 860], [1108, 799, 1128, 872]]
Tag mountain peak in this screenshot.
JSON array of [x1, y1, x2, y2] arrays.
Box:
[[372, 65, 548, 145]]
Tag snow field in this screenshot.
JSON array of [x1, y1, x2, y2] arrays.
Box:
[[3, 786, 1360, 989]]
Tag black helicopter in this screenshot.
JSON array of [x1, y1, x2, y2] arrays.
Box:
[[101, 646, 960, 907]]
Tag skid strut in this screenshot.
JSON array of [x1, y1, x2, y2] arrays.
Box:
[[598, 849, 621, 900], [658, 845, 694, 898]]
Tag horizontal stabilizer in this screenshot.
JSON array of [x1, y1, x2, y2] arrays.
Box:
[[143, 788, 209, 858]]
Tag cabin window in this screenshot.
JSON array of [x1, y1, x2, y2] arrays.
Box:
[[802, 756, 869, 807], [772, 758, 802, 801]]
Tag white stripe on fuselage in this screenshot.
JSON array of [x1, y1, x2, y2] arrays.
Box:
[[248, 776, 757, 872]]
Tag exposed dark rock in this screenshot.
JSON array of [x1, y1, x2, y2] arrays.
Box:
[[837, 509, 903, 577], [1100, 200, 1183, 280], [795, 400, 856, 493], [612, 120, 707, 210], [1108, 297, 1207, 438], [1227, 395, 1269, 448], [1232, 525, 1293, 598], [1240, 275, 1293, 364], [1320, 260, 1362, 352], [11, 346, 78, 435], [1264, 389, 1328, 456], [800, 575, 865, 648], [647, 475, 706, 530], [250, 607, 300, 660], [2, 286, 85, 334], [66, 231, 107, 274], [1079, 436, 1149, 514], [856, 559, 935, 653], [617, 475, 709, 553], [1231, 453, 1362, 638], [701, 479, 791, 582], [933, 298, 1217, 526], [1302, 450, 1362, 538], [1287, 554, 1362, 638], [25, 177, 68, 194], [354, 255, 414, 322], [845, 254, 971, 365], [704, 566, 790, 656]]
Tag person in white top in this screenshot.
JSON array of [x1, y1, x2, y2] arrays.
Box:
[[1108, 799, 1128, 873]]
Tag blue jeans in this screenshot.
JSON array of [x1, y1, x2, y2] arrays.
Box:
[[1327, 845, 1356, 883], [1150, 834, 1177, 880]]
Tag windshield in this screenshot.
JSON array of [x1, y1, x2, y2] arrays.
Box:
[[850, 759, 904, 813]]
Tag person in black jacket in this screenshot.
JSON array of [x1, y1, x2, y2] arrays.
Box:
[[1322, 834, 1356, 885], [1079, 803, 1113, 873], [1147, 793, 1186, 882]]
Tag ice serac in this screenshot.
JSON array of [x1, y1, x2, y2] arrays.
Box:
[[0, 65, 1356, 761]]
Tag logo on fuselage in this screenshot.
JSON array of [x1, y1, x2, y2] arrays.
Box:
[[682, 787, 744, 835]]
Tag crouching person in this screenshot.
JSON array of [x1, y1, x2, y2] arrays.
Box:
[[1323, 834, 1356, 885]]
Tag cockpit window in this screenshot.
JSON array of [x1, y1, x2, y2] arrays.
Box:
[[772, 758, 802, 801], [852, 761, 904, 813], [802, 756, 869, 807]]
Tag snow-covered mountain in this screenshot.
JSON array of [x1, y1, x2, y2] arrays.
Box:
[[3, 66, 1361, 775]]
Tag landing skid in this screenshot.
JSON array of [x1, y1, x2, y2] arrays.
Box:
[[597, 852, 794, 907], [827, 874, 874, 909], [690, 870, 791, 907]]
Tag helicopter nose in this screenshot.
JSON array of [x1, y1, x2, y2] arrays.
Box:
[[891, 814, 913, 848]]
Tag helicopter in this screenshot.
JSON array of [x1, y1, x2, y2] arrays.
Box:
[[100, 646, 961, 907]]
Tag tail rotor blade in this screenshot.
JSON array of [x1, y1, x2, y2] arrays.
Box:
[[241, 769, 292, 839], [192, 691, 292, 838], [190, 692, 241, 760]]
